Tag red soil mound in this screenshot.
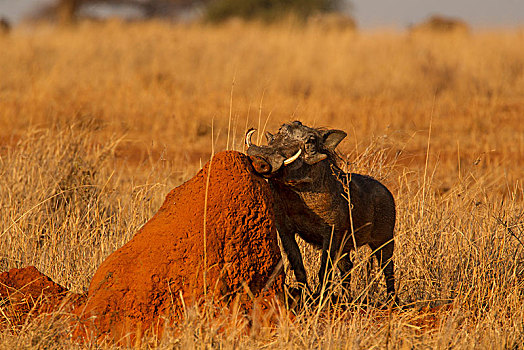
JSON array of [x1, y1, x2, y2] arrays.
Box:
[[0, 266, 85, 328], [76, 151, 284, 342]]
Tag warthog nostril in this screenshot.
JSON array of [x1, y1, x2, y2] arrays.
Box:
[[249, 156, 272, 174]]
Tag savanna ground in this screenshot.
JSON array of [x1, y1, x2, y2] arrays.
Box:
[[1, 19, 524, 348]]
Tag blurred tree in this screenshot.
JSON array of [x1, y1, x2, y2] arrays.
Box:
[[54, 0, 211, 24], [0, 17, 11, 34], [57, 0, 80, 24], [205, 0, 344, 22], [49, 0, 347, 24]]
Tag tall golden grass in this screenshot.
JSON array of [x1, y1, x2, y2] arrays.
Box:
[[0, 20, 523, 348]]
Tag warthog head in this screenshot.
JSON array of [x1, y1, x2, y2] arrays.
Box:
[[246, 121, 346, 185]]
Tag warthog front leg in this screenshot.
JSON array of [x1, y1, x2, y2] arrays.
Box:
[[337, 253, 353, 290], [278, 229, 308, 289], [316, 230, 344, 296]]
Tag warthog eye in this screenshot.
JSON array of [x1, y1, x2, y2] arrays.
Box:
[[305, 137, 317, 154]]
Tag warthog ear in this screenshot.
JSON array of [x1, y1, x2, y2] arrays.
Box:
[[322, 129, 347, 151]]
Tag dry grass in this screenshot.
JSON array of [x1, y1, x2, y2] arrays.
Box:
[[0, 19, 523, 348]]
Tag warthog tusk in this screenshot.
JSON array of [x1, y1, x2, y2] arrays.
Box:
[[284, 148, 302, 165], [245, 129, 256, 147]]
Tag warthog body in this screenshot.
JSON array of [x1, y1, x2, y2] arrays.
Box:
[[246, 121, 396, 301]]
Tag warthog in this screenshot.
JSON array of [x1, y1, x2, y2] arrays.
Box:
[[246, 121, 397, 302]]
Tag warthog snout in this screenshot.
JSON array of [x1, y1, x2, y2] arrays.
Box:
[[249, 156, 272, 174], [245, 128, 302, 177]]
